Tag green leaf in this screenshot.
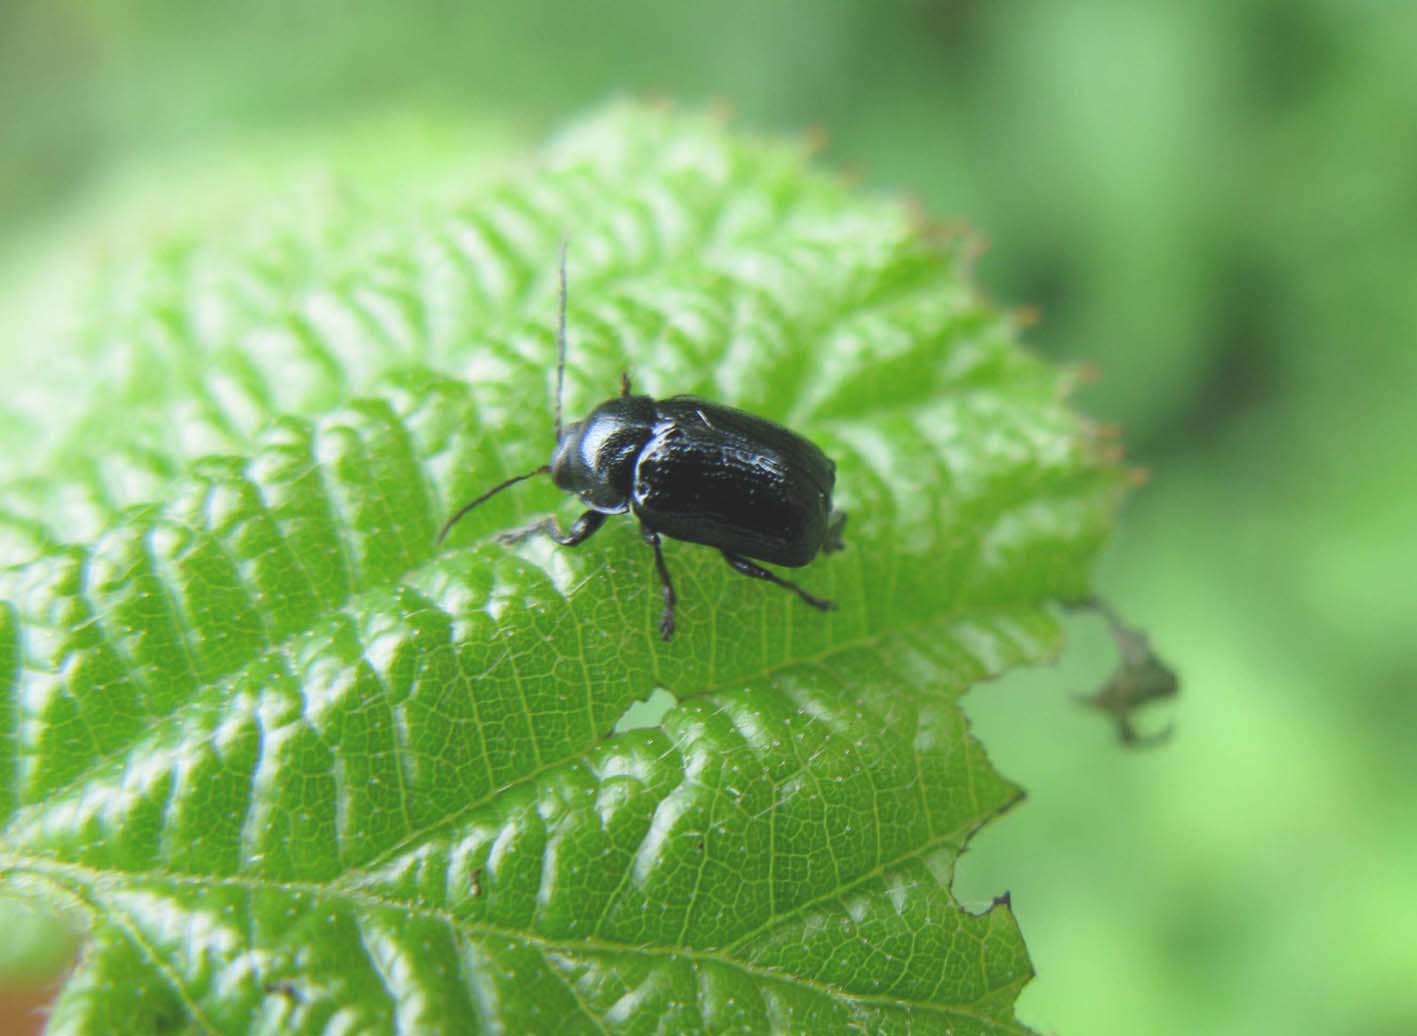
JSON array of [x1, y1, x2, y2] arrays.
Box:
[[0, 105, 1126, 1035]]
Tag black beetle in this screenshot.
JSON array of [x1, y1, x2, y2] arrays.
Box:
[[438, 245, 846, 640]]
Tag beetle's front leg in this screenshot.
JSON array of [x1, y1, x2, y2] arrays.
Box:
[[640, 524, 677, 641], [722, 551, 835, 611], [823, 510, 848, 554], [498, 510, 607, 547]]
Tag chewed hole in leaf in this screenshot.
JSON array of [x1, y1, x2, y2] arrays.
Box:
[[613, 687, 679, 733]]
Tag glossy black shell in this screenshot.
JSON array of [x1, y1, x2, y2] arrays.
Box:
[[633, 398, 834, 567], [550, 395, 836, 568]]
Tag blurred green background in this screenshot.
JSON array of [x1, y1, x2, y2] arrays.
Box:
[[2, 2, 1413, 1034]]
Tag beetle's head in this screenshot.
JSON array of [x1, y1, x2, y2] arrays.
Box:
[[548, 397, 656, 512]]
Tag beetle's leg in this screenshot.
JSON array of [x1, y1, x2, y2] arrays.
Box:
[[640, 524, 677, 640], [619, 371, 633, 397], [721, 551, 835, 611], [823, 511, 848, 554], [498, 510, 607, 547]]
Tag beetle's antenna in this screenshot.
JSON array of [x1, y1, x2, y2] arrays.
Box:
[[436, 465, 551, 544], [554, 238, 568, 441]]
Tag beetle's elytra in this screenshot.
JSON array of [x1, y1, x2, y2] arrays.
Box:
[[438, 244, 846, 640]]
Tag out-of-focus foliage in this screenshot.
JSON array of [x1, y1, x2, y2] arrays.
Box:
[[1, 3, 1412, 1035]]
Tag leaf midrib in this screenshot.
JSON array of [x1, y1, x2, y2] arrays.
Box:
[[0, 589, 1025, 882], [4, 840, 1029, 1034]]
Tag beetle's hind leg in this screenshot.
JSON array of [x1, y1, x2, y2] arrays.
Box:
[[640, 524, 678, 640], [823, 511, 848, 554], [498, 510, 607, 547], [721, 551, 835, 611]]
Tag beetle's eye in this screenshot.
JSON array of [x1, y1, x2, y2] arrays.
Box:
[[550, 423, 581, 488]]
